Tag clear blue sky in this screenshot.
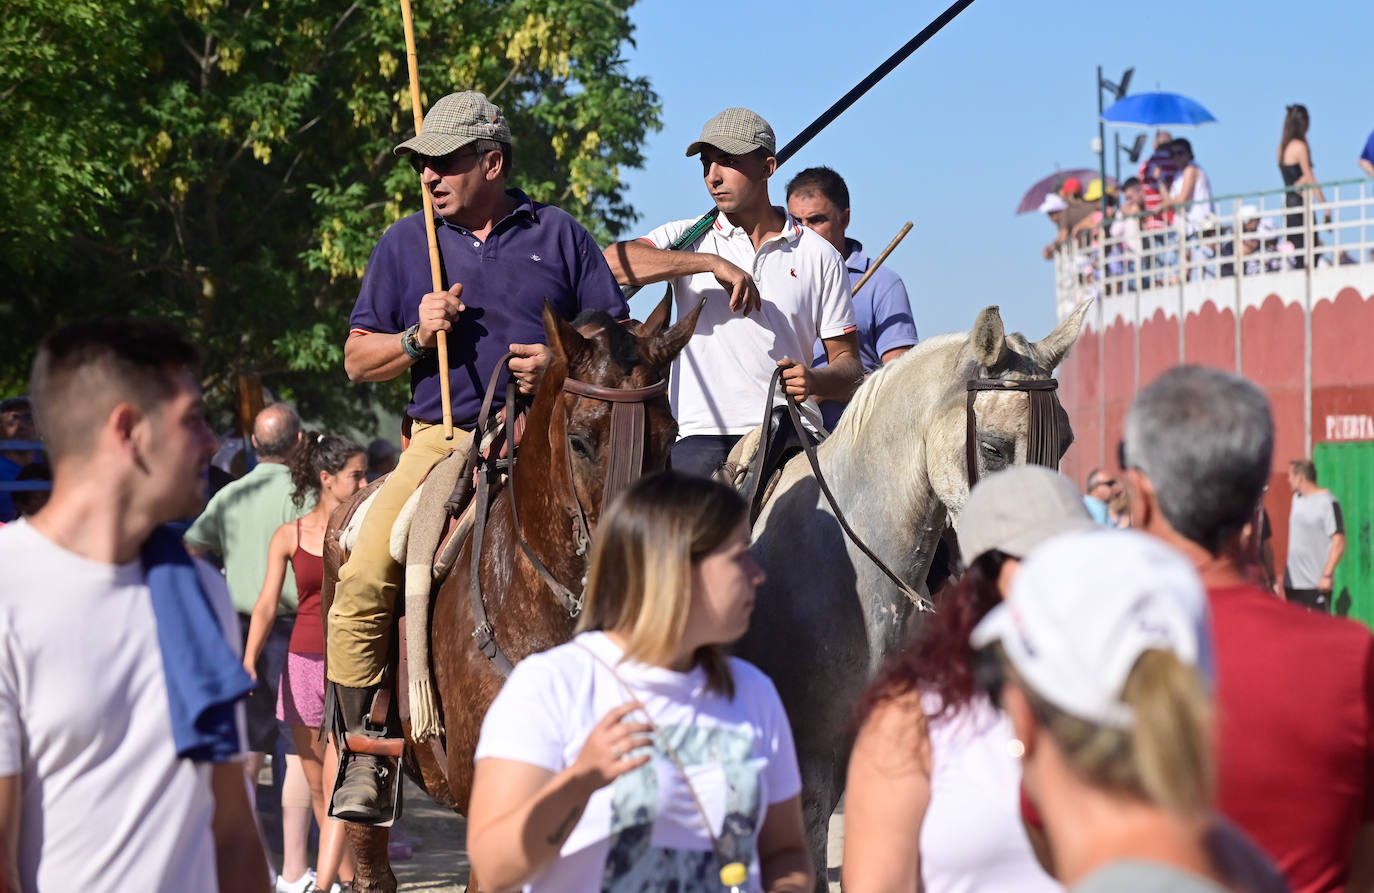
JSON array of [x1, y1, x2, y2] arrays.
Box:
[[616, 0, 1373, 339]]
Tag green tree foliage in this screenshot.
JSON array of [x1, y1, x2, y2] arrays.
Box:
[[0, 0, 660, 430]]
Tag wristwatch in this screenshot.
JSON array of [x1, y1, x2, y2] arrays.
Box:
[[401, 323, 432, 360]]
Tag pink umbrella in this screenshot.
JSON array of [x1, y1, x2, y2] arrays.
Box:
[[1016, 168, 1116, 215]]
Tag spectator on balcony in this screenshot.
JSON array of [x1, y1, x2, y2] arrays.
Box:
[[1139, 131, 1178, 225], [1041, 191, 1096, 260], [1161, 139, 1216, 279], [1279, 104, 1330, 269], [1139, 133, 1179, 284], [1360, 126, 1374, 177], [1222, 206, 1280, 277]]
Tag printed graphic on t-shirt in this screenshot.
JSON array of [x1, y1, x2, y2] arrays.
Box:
[[601, 724, 760, 892]]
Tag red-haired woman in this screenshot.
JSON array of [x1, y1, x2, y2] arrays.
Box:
[[843, 466, 1092, 893]]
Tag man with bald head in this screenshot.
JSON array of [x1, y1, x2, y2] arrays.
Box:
[[185, 403, 308, 791]]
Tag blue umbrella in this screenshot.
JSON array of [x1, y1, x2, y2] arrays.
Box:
[[1101, 92, 1217, 127]]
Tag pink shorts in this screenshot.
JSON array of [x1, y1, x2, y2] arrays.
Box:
[[276, 651, 326, 729]]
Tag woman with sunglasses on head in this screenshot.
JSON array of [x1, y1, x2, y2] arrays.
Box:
[[1279, 104, 1330, 269], [843, 466, 1093, 893], [969, 528, 1224, 892], [243, 433, 368, 893], [467, 471, 811, 893]]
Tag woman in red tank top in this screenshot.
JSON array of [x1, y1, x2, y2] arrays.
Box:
[[245, 433, 366, 891]]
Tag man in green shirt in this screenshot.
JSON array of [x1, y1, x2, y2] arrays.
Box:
[[185, 403, 307, 780]]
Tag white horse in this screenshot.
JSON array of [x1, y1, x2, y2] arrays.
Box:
[[736, 302, 1090, 888]]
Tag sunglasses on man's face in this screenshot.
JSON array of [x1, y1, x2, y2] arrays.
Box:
[[408, 148, 485, 175]]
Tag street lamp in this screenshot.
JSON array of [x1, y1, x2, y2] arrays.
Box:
[[1096, 66, 1133, 222]]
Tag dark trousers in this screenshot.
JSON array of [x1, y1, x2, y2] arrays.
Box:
[[670, 434, 742, 479], [239, 613, 296, 754], [1284, 586, 1330, 613]]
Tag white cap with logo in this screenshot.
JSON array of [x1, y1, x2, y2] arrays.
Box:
[[970, 528, 1213, 728]]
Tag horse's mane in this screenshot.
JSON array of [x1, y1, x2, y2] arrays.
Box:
[[571, 309, 639, 373], [828, 331, 971, 442]]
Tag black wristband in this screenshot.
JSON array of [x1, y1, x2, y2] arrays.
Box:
[[401, 324, 431, 361]]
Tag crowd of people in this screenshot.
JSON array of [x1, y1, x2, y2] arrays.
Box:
[[2, 85, 1371, 893], [1041, 105, 1374, 288]]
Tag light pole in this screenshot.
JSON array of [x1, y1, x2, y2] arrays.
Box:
[[1096, 66, 1133, 223]]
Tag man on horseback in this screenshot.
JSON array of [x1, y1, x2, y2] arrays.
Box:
[[602, 107, 864, 477], [330, 90, 629, 822]]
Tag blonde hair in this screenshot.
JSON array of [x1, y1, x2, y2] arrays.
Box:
[[576, 472, 748, 697], [1010, 648, 1214, 818]]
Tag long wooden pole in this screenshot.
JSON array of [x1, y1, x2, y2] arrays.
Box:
[[400, 0, 454, 440], [851, 221, 913, 296]]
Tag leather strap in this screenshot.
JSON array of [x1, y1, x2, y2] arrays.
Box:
[[562, 376, 666, 514], [468, 356, 518, 676], [464, 355, 669, 676], [562, 378, 667, 403], [964, 377, 1061, 489], [761, 367, 933, 611]]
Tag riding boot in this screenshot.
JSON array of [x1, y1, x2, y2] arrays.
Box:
[[330, 684, 391, 824]]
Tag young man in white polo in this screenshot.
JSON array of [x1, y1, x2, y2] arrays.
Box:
[[604, 107, 862, 477]]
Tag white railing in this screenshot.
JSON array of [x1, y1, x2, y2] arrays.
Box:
[[1052, 178, 1374, 320]]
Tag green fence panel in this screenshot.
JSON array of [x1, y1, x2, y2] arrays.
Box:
[[1314, 441, 1374, 630]]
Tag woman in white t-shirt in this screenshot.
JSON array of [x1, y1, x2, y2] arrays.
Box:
[[467, 472, 811, 893]]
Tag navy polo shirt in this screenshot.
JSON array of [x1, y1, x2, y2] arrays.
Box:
[[349, 190, 628, 428]]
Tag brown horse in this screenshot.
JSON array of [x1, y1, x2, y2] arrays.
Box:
[[324, 292, 701, 893]]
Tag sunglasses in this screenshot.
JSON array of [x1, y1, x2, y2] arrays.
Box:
[[408, 148, 485, 175]]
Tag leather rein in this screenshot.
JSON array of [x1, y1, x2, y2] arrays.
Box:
[[468, 352, 667, 675], [750, 367, 934, 612], [754, 370, 1063, 612]]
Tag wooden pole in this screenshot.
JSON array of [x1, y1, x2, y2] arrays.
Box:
[[851, 222, 913, 296], [399, 0, 454, 439]]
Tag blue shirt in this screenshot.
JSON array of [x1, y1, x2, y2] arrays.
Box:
[[349, 190, 629, 427], [0, 453, 21, 522], [813, 238, 918, 428], [1362, 129, 1374, 167]]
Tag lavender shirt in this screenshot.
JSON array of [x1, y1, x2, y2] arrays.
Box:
[[813, 238, 918, 428]]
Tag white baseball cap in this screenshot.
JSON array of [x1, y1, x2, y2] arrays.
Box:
[[1039, 193, 1069, 214], [970, 529, 1213, 728]]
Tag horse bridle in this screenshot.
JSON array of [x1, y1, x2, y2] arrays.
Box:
[[964, 377, 1064, 488], [468, 352, 667, 675], [750, 369, 1063, 613]]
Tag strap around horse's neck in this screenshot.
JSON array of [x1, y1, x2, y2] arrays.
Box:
[[467, 353, 669, 676], [964, 377, 1063, 489], [760, 367, 933, 612]]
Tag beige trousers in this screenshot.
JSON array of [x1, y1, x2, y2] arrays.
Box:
[[327, 421, 471, 687]]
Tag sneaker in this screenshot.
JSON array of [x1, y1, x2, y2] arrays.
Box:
[[275, 869, 317, 893]]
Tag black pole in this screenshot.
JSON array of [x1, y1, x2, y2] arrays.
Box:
[[1096, 65, 1108, 226], [623, 0, 979, 297], [1114, 132, 1121, 188]]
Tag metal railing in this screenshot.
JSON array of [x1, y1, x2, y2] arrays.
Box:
[[1052, 177, 1374, 319]]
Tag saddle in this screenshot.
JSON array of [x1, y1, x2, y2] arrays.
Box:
[[328, 410, 526, 809], [731, 405, 821, 523]]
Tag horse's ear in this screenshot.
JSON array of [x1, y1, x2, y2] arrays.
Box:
[[543, 301, 590, 371], [971, 305, 1007, 369], [641, 296, 705, 370], [1030, 298, 1092, 371], [632, 284, 674, 339]]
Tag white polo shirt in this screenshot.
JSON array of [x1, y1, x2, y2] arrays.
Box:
[[641, 210, 857, 438]]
